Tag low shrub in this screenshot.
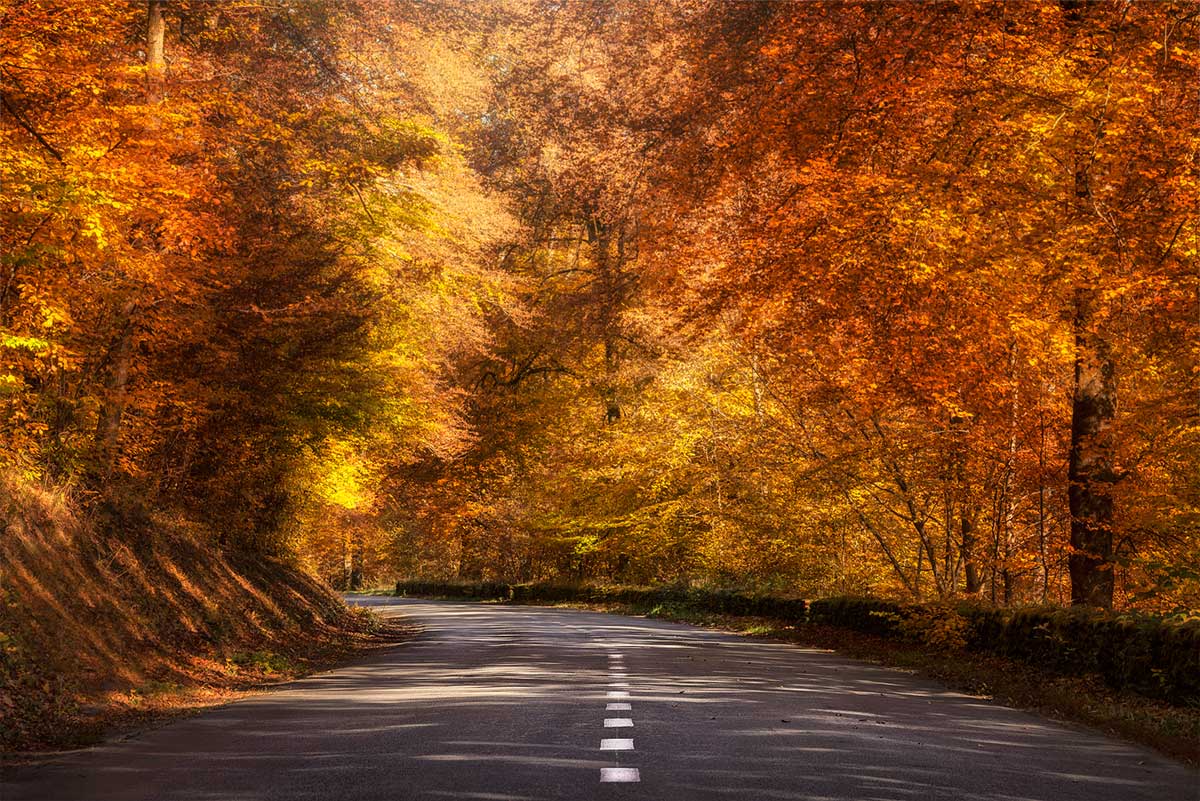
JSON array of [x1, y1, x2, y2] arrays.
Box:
[[811, 596, 1198, 705], [958, 604, 1200, 704], [394, 580, 806, 623], [898, 603, 971, 652], [394, 580, 511, 600], [808, 596, 904, 636]]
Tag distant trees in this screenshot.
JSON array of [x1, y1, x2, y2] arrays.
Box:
[[401, 0, 1197, 610]]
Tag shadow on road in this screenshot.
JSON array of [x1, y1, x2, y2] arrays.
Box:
[[3, 600, 1193, 800]]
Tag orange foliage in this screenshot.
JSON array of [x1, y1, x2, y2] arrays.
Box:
[[1, 2, 1195, 610]]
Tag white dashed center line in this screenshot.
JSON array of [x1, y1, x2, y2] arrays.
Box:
[[599, 650, 639, 783], [601, 767, 641, 783], [600, 738, 634, 751]]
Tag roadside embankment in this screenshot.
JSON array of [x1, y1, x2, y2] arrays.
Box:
[[0, 478, 404, 753]]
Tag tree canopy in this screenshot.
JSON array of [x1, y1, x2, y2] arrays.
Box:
[[2, 0, 1196, 611]]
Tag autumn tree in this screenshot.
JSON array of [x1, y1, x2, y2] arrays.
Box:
[[1, 1, 515, 584], [3, 1, 1194, 609]]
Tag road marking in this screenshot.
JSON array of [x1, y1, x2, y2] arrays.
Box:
[[601, 647, 637, 784], [600, 738, 634, 751], [600, 767, 640, 783]]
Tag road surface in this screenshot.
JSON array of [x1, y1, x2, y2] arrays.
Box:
[[3, 597, 1196, 800]]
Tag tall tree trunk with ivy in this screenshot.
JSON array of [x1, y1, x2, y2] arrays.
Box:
[[1068, 288, 1116, 608]]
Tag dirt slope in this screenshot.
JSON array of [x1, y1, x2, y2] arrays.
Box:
[[0, 478, 380, 751]]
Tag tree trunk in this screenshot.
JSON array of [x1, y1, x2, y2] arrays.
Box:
[[146, 1, 166, 102], [95, 300, 136, 475], [962, 515, 982, 594], [94, 5, 165, 476], [1068, 288, 1116, 608], [950, 413, 981, 595], [588, 213, 623, 423], [349, 530, 364, 590]]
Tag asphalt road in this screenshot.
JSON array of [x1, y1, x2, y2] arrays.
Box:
[[3, 597, 1196, 801]]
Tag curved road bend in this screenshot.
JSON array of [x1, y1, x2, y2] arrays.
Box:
[[2, 597, 1196, 801]]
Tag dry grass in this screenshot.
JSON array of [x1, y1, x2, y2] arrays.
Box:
[[0, 476, 412, 753]]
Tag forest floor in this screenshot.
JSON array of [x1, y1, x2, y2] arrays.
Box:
[[483, 597, 1200, 766]]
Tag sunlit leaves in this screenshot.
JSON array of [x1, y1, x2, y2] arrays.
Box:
[[2, 1, 1193, 608]]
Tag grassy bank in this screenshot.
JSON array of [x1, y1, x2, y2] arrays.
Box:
[[395, 580, 1199, 765], [0, 479, 411, 753]]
